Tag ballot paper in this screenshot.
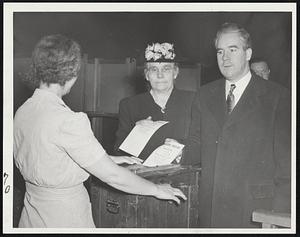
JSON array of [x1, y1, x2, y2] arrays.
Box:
[[143, 141, 185, 167], [119, 120, 169, 157]]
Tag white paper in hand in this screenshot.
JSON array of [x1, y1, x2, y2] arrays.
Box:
[[143, 141, 185, 167], [119, 121, 169, 157]]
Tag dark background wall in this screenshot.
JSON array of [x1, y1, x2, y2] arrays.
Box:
[[13, 12, 292, 110]]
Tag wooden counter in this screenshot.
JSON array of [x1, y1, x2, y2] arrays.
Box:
[[90, 164, 201, 228]]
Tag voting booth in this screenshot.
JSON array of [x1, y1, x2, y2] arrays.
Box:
[[86, 113, 201, 227], [90, 164, 201, 228]]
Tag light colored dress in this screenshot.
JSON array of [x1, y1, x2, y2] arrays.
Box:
[[13, 89, 106, 228]]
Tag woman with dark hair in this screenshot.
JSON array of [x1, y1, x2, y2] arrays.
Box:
[[13, 35, 186, 228]]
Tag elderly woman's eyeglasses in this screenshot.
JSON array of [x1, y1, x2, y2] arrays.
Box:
[[147, 66, 174, 75]]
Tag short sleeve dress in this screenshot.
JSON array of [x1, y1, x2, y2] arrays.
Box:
[[13, 89, 106, 228]]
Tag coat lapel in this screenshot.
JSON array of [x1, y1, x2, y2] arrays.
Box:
[[206, 79, 227, 129], [223, 75, 266, 130]]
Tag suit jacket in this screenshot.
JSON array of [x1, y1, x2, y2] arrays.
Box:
[[114, 88, 195, 160], [183, 74, 291, 228]]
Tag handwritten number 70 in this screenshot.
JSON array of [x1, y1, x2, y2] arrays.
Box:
[[3, 172, 10, 194]]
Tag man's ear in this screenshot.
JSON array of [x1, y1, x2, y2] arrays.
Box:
[[246, 48, 252, 61]]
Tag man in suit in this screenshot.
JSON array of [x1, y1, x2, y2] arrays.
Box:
[[183, 22, 291, 228], [250, 58, 271, 80]]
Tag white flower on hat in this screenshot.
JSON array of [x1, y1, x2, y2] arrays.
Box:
[[153, 52, 161, 61], [145, 50, 155, 61], [165, 51, 174, 59], [145, 42, 176, 61], [161, 42, 173, 51], [153, 43, 161, 52]]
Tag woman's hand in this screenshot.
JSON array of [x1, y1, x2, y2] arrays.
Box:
[[87, 153, 186, 203], [135, 116, 154, 126], [110, 155, 143, 165], [154, 183, 187, 204]]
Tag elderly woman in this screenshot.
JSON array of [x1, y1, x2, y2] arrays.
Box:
[[13, 35, 186, 228], [114, 42, 195, 160]]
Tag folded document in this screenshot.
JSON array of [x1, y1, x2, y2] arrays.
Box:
[[119, 120, 169, 157], [143, 140, 184, 167]]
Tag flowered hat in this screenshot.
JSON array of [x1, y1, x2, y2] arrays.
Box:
[[145, 42, 176, 62]]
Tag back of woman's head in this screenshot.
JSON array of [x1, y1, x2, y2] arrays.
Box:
[[26, 34, 81, 88]]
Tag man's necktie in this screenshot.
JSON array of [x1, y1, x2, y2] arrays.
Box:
[[226, 84, 236, 114]]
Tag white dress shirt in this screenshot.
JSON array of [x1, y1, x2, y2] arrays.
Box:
[[225, 71, 252, 108]]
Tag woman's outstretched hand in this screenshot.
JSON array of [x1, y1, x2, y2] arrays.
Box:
[[110, 155, 143, 165], [154, 183, 187, 204]]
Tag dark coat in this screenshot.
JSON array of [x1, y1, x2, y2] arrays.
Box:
[[183, 75, 291, 228], [114, 88, 195, 160]]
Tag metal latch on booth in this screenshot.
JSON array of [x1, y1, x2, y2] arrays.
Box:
[[106, 199, 120, 214]]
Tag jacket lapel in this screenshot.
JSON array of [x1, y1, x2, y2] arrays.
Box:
[[207, 79, 227, 129], [223, 75, 266, 130]]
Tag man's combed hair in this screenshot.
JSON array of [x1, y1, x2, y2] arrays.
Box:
[[214, 22, 252, 50], [250, 57, 268, 65], [24, 34, 81, 88]]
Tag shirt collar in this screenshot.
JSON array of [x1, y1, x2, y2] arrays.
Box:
[[33, 88, 67, 107], [225, 71, 252, 95]]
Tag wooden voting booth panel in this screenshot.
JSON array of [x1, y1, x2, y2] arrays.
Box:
[[90, 165, 201, 228], [86, 112, 119, 155]]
